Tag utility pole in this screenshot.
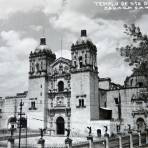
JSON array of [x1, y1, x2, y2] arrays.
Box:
[[18, 99, 24, 148], [26, 115, 27, 148], [118, 92, 122, 120]]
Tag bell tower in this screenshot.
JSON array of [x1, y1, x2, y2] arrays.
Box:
[[29, 37, 56, 78], [71, 30, 98, 73], [70, 30, 99, 135], [28, 37, 56, 129]]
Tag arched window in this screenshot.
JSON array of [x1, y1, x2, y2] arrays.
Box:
[[138, 82, 143, 87], [74, 61, 76, 67], [40, 61, 43, 70], [85, 54, 87, 64], [130, 79, 133, 86], [79, 56, 83, 68], [36, 63, 39, 72], [58, 81, 64, 92]]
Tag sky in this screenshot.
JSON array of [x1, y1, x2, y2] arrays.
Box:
[[0, 0, 148, 97]]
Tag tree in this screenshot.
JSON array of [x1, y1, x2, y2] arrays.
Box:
[[117, 24, 148, 76]]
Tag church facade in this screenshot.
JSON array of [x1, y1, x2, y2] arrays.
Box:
[[0, 30, 147, 137]]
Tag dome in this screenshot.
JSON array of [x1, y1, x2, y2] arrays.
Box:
[[35, 37, 51, 53]]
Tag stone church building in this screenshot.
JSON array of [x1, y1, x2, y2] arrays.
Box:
[[0, 30, 147, 137]]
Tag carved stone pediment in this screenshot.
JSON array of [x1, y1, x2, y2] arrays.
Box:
[[49, 57, 71, 76], [51, 57, 71, 68]]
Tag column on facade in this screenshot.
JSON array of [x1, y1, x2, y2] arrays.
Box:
[[117, 132, 122, 148], [129, 131, 133, 148], [104, 133, 109, 148], [138, 130, 142, 147]]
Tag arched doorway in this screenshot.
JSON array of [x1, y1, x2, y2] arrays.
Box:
[[56, 117, 65, 135], [136, 118, 145, 132], [97, 129, 101, 137], [8, 117, 17, 129]]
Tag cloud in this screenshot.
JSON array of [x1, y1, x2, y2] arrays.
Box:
[[50, 10, 99, 33], [43, 0, 63, 14], [0, 30, 37, 97], [0, 0, 147, 97], [0, 0, 63, 19], [30, 25, 43, 32], [89, 18, 132, 83], [96, 13, 148, 84], [63, 0, 101, 17], [49, 7, 132, 84], [55, 49, 71, 59], [90, 18, 127, 57], [136, 14, 148, 34], [0, 30, 38, 60], [99, 61, 132, 84], [98, 52, 132, 84]]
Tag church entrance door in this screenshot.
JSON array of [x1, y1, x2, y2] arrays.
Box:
[[136, 118, 145, 132], [56, 117, 65, 135]]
